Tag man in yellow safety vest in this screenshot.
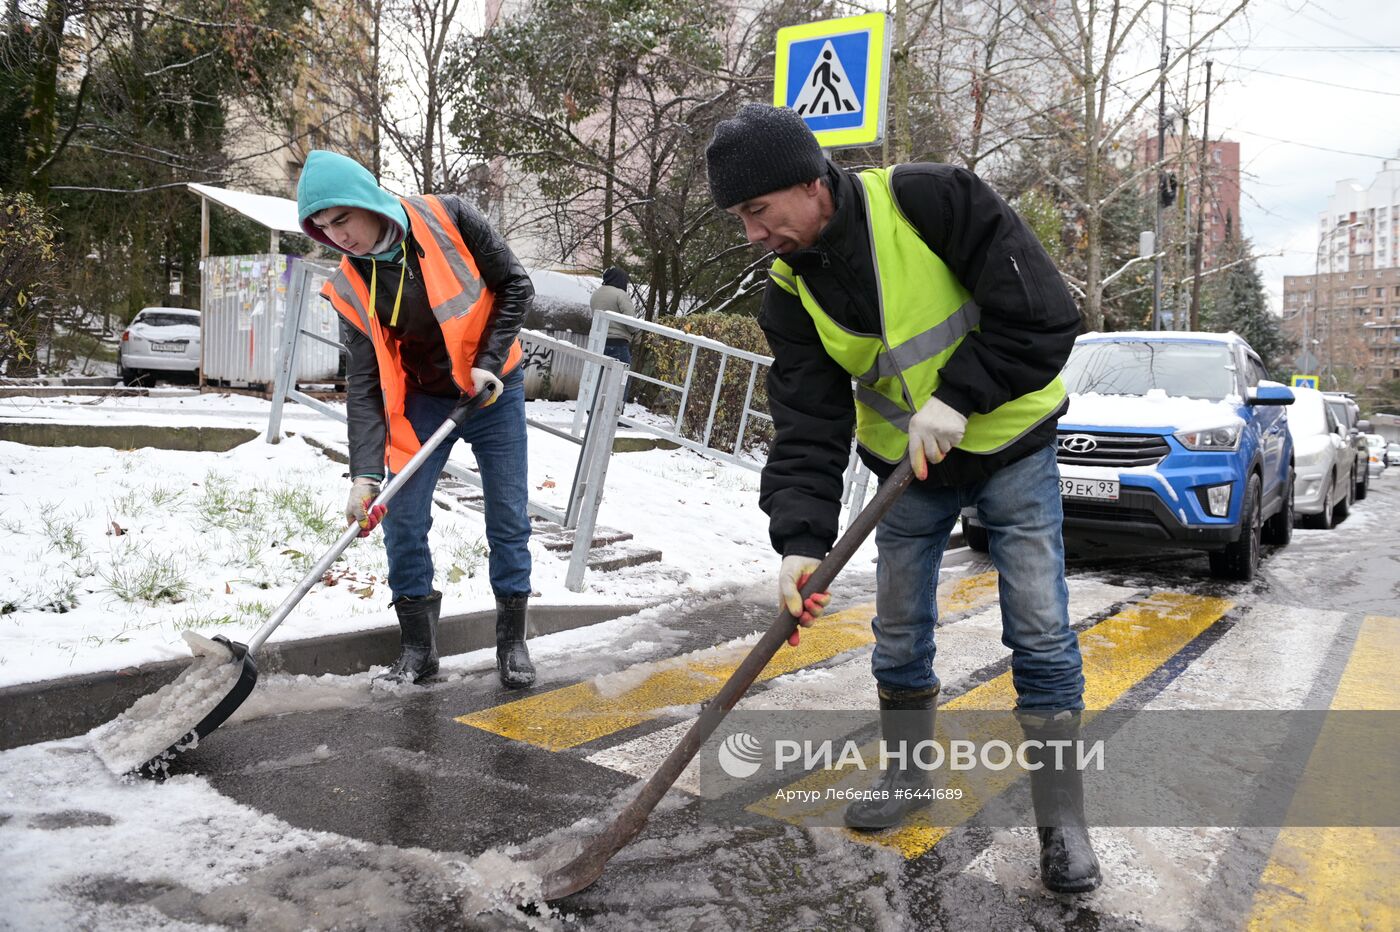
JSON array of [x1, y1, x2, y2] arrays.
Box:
[[706, 104, 1098, 894]]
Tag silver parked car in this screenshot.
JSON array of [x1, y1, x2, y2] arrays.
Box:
[[1388, 442, 1400, 468], [1322, 392, 1369, 501], [119, 306, 201, 385], [1287, 387, 1353, 529]]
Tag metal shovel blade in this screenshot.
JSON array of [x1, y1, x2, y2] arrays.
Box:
[[90, 390, 493, 779], [538, 462, 915, 901], [91, 634, 259, 779]]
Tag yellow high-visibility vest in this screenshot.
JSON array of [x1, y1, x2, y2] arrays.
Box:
[[769, 167, 1065, 464]]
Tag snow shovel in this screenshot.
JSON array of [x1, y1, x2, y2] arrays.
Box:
[[91, 388, 497, 779], [539, 460, 915, 900]]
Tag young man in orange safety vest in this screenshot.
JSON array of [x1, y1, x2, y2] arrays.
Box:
[[296, 150, 537, 689]]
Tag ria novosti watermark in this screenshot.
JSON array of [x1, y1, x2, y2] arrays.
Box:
[[717, 731, 1104, 779], [697, 710, 1400, 829]]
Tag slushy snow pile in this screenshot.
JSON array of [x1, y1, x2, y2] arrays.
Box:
[[89, 631, 242, 775]]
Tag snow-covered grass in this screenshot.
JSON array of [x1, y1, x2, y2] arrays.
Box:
[[0, 390, 812, 689]]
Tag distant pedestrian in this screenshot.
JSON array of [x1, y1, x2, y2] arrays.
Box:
[[296, 149, 538, 690], [590, 267, 640, 366]]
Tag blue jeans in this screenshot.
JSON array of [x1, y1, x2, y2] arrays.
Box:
[[871, 443, 1085, 711], [381, 367, 532, 601], [602, 339, 632, 366]]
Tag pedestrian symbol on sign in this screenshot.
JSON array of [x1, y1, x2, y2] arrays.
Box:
[[792, 41, 861, 117], [774, 12, 888, 146]]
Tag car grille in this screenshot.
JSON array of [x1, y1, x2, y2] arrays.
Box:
[[1061, 495, 1163, 526], [1056, 431, 1170, 467]]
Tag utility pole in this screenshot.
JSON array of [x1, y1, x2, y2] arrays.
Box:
[[1189, 60, 1213, 330], [1152, 0, 1168, 330], [1178, 110, 1189, 330]]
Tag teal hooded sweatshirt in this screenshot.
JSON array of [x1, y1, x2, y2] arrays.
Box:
[[296, 150, 411, 263]]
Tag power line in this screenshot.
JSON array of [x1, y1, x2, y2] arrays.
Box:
[[1239, 66, 1400, 97], [1214, 45, 1400, 52], [1228, 129, 1394, 161]]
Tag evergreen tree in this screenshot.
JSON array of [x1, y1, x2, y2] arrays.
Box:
[[1202, 230, 1294, 375]]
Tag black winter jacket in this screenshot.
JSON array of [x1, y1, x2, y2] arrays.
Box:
[[339, 194, 533, 479], [758, 161, 1082, 559]]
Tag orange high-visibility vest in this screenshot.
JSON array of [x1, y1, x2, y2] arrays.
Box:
[[320, 194, 523, 473]]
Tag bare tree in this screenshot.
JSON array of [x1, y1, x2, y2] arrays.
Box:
[[1013, 0, 1248, 330], [377, 0, 472, 192]]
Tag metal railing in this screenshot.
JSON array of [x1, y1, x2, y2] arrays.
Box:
[[265, 257, 627, 592], [574, 309, 873, 531]]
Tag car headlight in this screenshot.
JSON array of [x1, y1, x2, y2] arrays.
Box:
[[1174, 422, 1243, 451], [1295, 447, 1327, 467]]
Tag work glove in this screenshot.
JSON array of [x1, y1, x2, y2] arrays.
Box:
[[345, 476, 386, 538], [908, 395, 968, 480], [470, 367, 503, 406], [778, 554, 832, 647]]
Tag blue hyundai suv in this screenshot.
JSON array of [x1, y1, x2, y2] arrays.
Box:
[[964, 331, 1295, 580]]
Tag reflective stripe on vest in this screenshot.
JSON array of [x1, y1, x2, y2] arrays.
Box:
[[319, 193, 523, 473], [769, 167, 1066, 464]]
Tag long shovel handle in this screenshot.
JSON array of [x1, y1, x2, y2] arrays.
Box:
[[541, 460, 914, 900], [246, 388, 495, 654]]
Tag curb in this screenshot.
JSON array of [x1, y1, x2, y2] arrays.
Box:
[[0, 602, 639, 751], [0, 421, 257, 452]]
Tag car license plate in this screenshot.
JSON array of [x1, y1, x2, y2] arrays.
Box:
[[1059, 476, 1119, 500], [151, 341, 186, 352]]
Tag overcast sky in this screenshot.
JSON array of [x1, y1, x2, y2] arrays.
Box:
[[1203, 0, 1400, 310]]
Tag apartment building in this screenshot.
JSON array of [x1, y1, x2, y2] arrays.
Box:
[[1282, 267, 1400, 387], [1280, 154, 1400, 390], [1312, 154, 1400, 273], [227, 3, 377, 198]]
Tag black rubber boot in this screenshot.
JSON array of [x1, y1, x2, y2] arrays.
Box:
[[495, 594, 536, 689], [1020, 711, 1102, 894], [375, 591, 442, 685], [844, 685, 940, 830]]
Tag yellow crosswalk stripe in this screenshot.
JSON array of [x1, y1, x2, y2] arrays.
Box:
[[750, 591, 1235, 859], [457, 572, 1002, 750], [1246, 615, 1400, 931]]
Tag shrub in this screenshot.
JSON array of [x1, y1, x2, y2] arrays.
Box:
[[0, 192, 62, 375], [632, 313, 774, 456]]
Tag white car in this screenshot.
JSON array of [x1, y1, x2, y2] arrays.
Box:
[[1286, 387, 1354, 529], [1388, 442, 1400, 468], [1365, 433, 1388, 478], [119, 307, 201, 385]]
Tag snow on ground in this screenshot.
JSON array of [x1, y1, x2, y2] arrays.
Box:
[[0, 390, 832, 690], [0, 737, 554, 931]]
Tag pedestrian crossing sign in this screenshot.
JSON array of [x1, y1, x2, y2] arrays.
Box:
[[1291, 375, 1319, 389], [773, 13, 889, 149]]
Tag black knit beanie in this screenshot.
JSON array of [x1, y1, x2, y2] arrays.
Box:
[[706, 104, 826, 209]]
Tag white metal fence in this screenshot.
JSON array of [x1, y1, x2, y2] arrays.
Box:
[[575, 309, 874, 531]]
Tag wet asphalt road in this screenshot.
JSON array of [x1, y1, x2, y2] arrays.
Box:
[[159, 471, 1400, 930]]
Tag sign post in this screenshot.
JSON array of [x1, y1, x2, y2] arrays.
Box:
[[773, 13, 890, 150], [1291, 375, 1319, 390]]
